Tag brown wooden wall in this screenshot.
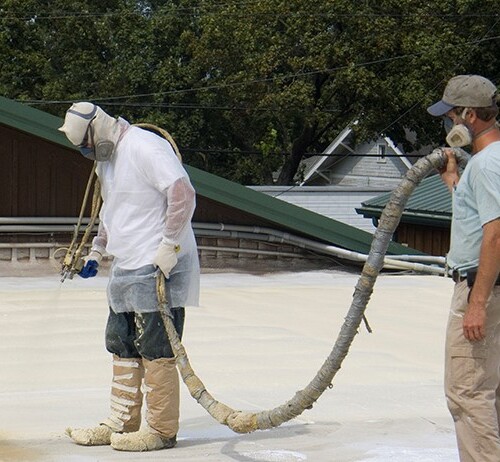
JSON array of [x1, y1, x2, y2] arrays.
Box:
[[193, 196, 278, 228], [0, 125, 93, 217], [395, 223, 450, 257], [0, 124, 276, 230]]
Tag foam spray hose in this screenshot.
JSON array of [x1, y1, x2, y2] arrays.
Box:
[[60, 162, 100, 282], [157, 147, 469, 433]]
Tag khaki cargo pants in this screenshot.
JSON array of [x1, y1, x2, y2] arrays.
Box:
[[445, 280, 500, 462]]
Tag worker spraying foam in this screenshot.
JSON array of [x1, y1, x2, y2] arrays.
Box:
[[58, 102, 200, 452]]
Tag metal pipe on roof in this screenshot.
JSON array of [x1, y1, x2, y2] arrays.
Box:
[[0, 217, 97, 233], [194, 224, 445, 275], [0, 243, 58, 248], [0, 217, 92, 224], [197, 246, 306, 259], [0, 241, 307, 263], [380, 254, 445, 264], [0, 219, 446, 274], [0, 226, 98, 232]]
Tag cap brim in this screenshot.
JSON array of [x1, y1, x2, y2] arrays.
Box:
[[427, 100, 455, 117]]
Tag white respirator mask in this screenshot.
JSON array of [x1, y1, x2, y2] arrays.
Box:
[[445, 108, 473, 148]]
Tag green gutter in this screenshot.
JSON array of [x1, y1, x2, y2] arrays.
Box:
[[357, 206, 451, 228]]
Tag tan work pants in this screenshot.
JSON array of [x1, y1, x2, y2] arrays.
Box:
[[445, 280, 500, 462]]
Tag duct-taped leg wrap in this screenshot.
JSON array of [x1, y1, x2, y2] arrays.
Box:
[[101, 355, 144, 432], [66, 355, 144, 446], [110, 357, 179, 451]]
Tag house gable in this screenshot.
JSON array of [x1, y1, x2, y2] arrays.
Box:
[[329, 139, 409, 185], [300, 120, 412, 187]]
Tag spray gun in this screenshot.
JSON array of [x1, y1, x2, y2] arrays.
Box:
[[60, 163, 101, 283], [60, 243, 86, 282]]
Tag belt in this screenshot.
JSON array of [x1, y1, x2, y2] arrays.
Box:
[[452, 269, 500, 287], [451, 270, 468, 284]]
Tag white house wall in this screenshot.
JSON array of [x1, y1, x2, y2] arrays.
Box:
[[331, 142, 408, 185], [249, 186, 389, 233], [304, 140, 409, 187]]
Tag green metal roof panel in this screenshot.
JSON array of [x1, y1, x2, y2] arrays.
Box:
[[0, 96, 73, 148], [361, 174, 451, 215], [0, 96, 423, 256], [186, 165, 423, 255]]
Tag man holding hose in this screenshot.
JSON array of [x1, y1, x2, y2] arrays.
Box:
[[428, 75, 500, 462]]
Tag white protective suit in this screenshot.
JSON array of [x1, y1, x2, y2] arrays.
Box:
[[93, 121, 200, 310], [61, 103, 197, 451]]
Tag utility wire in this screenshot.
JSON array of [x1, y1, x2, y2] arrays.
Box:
[[18, 34, 500, 107], [181, 148, 430, 157], [270, 16, 500, 194], [378, 17, 500, 140], [2, 8, 500, 20], [22, 100, 342, 113], [19, 53, 429, 103], [0, 1, 263, 19]]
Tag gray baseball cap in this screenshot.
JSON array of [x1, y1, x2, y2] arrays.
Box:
[[427, 75, 497, 116]]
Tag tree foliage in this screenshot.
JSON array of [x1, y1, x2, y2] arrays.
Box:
[[1, 0, 499, 184]]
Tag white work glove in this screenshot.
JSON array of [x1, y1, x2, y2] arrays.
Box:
[[79, 247, 104, 279], [154, 239, 180, 278], [86, 247, 104, 264]]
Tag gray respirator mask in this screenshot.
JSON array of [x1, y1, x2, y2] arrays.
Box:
[[78, 123, 115, 162]]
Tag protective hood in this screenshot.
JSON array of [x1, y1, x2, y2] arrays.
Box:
[[58, 102, 97, 146], [59, 102, 126, 160]]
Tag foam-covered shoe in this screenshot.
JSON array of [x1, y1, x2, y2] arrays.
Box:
[[110, 430, 176, 451]]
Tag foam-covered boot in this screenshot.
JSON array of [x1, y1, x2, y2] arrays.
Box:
[[67, 356, 144, 446], [111, 357, 179, 451], [65, 424, 113, 446]]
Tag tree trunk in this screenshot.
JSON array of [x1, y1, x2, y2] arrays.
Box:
[[276, 124, 316, 185]]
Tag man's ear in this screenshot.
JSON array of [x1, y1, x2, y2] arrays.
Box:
[[466, 108, 477, 123]]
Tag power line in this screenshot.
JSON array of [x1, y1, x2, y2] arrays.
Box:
[[0, 1, 264, 20], [2, 9, 499, 20], [377, 19, 500, 140], [19, 34, 500, 106], [18, 51, 424, 104], [180, 147, 430, 158], [22, 100, 342, 113], [7, 5, 500, 189], [276, 16, 500, 190]]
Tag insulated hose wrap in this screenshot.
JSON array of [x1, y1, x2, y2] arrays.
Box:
[[156, 147, 469, 433]]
